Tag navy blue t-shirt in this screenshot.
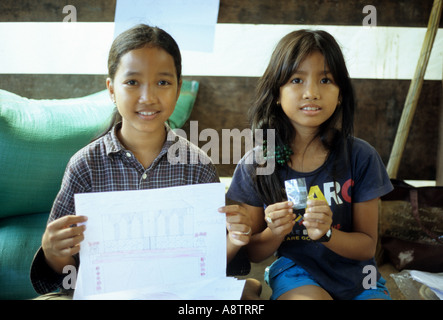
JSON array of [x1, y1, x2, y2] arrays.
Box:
[[227, 137, 393, 299]]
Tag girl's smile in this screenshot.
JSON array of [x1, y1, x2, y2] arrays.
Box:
[[300, 103, 322, 114], [136, 110, 160, 120]]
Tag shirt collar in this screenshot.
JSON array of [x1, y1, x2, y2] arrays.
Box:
[[104, 122, 178, 158]]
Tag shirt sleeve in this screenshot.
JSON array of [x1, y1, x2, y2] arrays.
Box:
[[30, 153, 90, 294], [30, 248, 79, 295], [226, 151, 264, 207], [196, 162, 220, 184], [352, 139, 393, 203]]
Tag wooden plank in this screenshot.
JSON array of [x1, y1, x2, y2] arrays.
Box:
[[0, 0, 441, 27], [1, 74, 440, 179], [437, 62, 443, 186], [387, 0, 443, 178]]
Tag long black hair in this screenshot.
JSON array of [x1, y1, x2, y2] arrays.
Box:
[[250, 29, 355, 205]]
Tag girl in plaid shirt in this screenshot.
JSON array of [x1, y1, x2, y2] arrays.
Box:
[[31, 24, 254, 297]]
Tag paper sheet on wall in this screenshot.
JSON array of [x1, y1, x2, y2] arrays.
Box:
[[72, 183, 244, 300], [114, 0, 220, 52]]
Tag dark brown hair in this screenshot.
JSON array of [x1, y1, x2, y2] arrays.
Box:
[[108, 24, 182, 82], [250, 29, 355, 205]]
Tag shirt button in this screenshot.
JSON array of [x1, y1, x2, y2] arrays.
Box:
[[126, 152, 132, 158], [142, 173, 147, 180]]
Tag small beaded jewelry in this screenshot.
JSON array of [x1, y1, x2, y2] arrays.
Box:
[[262, 140, 293, 166]]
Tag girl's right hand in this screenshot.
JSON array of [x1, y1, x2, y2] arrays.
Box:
[[42, 215, 87, 273], [264, 201, 295, 237]]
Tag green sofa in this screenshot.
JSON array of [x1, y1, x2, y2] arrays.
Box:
[[0, 81, 199, 299]]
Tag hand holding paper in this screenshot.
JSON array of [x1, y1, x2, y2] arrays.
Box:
[[73, 183, 245, 300], [42, 215, 87, 274]]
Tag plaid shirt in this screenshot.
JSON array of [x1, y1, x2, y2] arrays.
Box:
[[31, 123, 219, 294]]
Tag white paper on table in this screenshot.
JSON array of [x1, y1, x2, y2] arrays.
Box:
[[410, 270, 443, 300], [72, 183, 243, 300]]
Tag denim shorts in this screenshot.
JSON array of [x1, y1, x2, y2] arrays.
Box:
[[265, 256, 391, 300]]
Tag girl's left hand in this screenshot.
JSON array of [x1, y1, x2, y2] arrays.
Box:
[[302, 200, 333, 241], [218, 205, 252, 247]]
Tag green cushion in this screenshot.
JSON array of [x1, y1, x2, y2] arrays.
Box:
[[0, 89, 115, 218], [0, 212, 49, 299], [0, 80, 198, 219], [169, 80, 199, 129]]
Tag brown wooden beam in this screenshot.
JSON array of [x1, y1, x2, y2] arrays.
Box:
[[437, 63, 443, 186], [387, 0, 443, 178]]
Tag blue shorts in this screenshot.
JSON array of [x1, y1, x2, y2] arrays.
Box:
[[265, 257, 391, 300]]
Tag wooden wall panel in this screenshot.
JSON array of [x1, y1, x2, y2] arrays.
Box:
[[1, 0, 439, 27], [1, 0, 441, 179], [182, 77, 441, 178]]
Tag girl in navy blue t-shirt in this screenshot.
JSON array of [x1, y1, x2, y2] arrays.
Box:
[[223, 30, 393, 300]]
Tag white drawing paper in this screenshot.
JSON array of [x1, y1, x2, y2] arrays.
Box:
[[72, 183, 244, 300]]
